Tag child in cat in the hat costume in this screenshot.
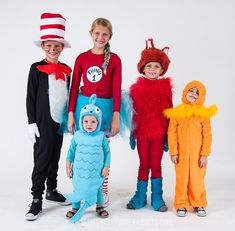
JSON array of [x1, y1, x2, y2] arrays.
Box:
[[25, 13, 72, 221], [127, 38, 173, 212]]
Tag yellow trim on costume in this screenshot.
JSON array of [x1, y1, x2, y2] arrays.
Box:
[[164, 104, 218, 119]]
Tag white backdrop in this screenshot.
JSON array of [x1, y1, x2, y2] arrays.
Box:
[[0, 0, 234, 229]]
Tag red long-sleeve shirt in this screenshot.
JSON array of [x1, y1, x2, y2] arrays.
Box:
[[68, 49, 122, 112]]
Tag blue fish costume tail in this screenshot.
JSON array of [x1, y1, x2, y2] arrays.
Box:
[[69, 201, 90, 223]]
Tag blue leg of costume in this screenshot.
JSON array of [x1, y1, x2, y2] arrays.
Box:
[[127, 180, 148, 209], [72, 202, 80, 210], [96, 186, 104, 205], [151, 177, 168, 212]]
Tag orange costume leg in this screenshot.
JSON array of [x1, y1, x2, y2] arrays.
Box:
[[174, 151, 190, 210], [174, 150, 207, 210], [188, 153, 207, 208]]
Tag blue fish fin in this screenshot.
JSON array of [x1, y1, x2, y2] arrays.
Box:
[[69, 200, 90, 223]]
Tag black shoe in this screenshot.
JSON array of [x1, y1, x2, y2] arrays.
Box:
[[25, 199, 42, 221], [45, 189, 71, 205]]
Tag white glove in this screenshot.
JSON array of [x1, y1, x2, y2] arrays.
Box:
[[28, 123, 40, 143]]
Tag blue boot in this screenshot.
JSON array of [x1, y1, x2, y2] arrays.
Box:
[[127, 180, 148, 209], [151, 177, 168, 212]]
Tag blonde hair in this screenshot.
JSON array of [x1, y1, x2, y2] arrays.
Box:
[[90, 18, 113, 38], [90, 18, 113, 74]]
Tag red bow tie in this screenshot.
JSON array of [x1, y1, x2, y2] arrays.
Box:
[[37, 63, 72, 81]]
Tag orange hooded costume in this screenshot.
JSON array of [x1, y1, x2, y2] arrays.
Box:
[[164, 80, 218, 210]]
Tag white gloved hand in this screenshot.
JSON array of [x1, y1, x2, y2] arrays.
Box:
[[28, 123, 40, 143]]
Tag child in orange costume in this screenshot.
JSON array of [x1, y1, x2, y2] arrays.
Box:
[[164, 80, 218, 217]]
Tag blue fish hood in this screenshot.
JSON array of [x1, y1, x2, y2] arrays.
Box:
[[79, 94, 102, 134]]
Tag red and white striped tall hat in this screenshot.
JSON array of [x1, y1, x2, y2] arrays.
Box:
[[34, 13, 71, 48]]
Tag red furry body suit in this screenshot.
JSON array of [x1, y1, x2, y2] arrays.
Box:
[[130, 77, 173, 180]]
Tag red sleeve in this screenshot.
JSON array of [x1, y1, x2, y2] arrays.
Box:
[[68, 56, 83, 112], [112, 55, 122, 112]]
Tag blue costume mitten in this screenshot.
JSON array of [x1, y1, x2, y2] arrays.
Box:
[[164, 135, 168, 152], [129, 132, 136, 150]]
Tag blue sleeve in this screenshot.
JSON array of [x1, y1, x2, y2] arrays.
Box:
[[66, 137, 76, 162], [103, 136, 111, 167], [164, 135, 169, 152], [129, 131, 136, 150]]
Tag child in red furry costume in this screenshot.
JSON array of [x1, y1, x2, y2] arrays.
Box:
[[127, 38, 173, 212]]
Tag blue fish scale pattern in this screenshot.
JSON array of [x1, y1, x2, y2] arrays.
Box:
[[74, 142, 104, 179], [70, 131, 105, 188], [65, 129, 110, 223]]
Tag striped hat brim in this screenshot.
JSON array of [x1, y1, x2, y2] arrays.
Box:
[[34, 38, 71, 48]]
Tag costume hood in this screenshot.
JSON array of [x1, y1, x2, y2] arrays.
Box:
[[182, 80, 206, 105], [137, 38, 170, 76], [164, 80, 218, 119], [79, 94, 102, 134]]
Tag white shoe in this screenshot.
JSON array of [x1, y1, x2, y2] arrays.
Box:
[[25, 212, 41, 221], [177, 208, 187, 217], [194, 207, 207, 217]]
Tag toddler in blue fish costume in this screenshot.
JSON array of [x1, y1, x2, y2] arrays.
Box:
[[65, 94, 110, 223]]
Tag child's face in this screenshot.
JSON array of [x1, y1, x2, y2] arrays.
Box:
[[186, 87, 199, 103], [143, 62, 163, 80], [41, 40, 64, 63], [90, 25, 111, 50], [83, 115, 98, 133]]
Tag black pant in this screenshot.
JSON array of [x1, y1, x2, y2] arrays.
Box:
[[31, 119, 63, 200]]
